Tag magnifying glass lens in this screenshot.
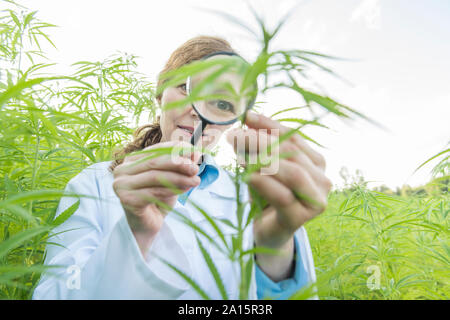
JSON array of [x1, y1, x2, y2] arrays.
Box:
[[188, 56, 254, 124]]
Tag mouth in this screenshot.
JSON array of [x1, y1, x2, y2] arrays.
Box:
[[177, 125, 207, 136]]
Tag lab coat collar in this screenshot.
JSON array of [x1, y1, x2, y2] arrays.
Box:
[[201, 152, 240, 199], [177, 152, 244, 223]]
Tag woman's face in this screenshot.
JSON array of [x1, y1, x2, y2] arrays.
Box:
[[159, 83, 233, 149]]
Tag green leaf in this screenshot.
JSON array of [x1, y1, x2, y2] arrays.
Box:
[[188, 199, 230, 252], [239, 256, 254, 299], [0, 77, 46, 107], [217, 218, 238, 230], [415, 148, 450, 173], [193, 7, 258, 38], [0, 226, 49, 259], [240, 246, 280, 257], [4, 204, 38, 225], [275, 117, 329, 129], [270, 106, 308, 118], [51, 200, 80, 227], [195, 236, 228, 300], [0, 189, 65, 207], [157, 256, 211, 300]]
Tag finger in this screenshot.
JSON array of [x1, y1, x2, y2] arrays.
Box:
[[115, 170, 201, 191], [119, 187, 181, 209], [117, 154, 199, 177], [226, 127, 330, 193], [245, 112, 326, 169], [277, 141, 331, 188], [226, 128, 321, 176], [124, 140, 181, 162], [268, 159, 327, 211], [117, 141, 202, 176], [248, 172, 310, 231], [226, 126, 315, 172], [226, 127, 278, 156]]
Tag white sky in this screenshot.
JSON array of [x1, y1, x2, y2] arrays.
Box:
[[13, 0, 450, 189]]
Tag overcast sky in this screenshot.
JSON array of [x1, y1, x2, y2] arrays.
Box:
[[14, 0, 450, 189]]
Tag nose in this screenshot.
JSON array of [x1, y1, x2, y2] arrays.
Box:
[[189, 104, 200, 120], [188, 104, 211, 134]]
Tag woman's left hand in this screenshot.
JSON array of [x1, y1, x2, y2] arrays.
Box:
[[226, 111, 332, 281]]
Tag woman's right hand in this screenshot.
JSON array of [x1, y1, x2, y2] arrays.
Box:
[[112, 141, 202, 255]]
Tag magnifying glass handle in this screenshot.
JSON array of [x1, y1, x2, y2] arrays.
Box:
[[190, 120, 208, 146]]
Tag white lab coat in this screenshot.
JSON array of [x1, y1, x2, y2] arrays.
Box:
[[33, 157, 316, 299]]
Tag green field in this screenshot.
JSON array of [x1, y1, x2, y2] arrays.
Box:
[[306, 186, 448, 300]]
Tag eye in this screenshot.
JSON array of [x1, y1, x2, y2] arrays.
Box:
[[178, 83, 187, 93], [213, 100, 235, 113]]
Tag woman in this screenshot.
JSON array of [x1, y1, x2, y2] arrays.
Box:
[[33, 36, 332, 300]]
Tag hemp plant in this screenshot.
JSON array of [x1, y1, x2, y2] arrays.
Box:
[[0, 0, 157, 299]]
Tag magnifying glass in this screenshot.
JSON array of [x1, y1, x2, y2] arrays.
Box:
[[186, 51, 257, 146]]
